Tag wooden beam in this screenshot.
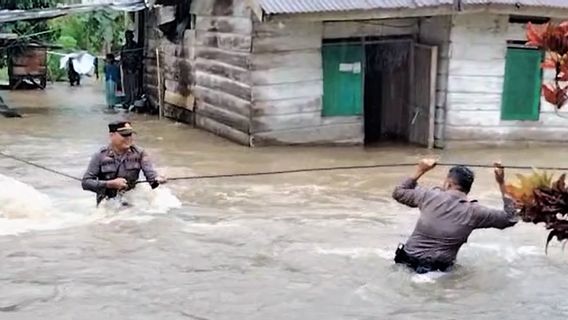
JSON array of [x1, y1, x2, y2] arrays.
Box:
[[195, 115, 251, 146], [196, 71, 251, 101], [252, 96, 321, 117], [195, 47, 250, 69], [251, 123, 363, 146], [251, 49, 321, 71], [195, 58, 251, 84], [194, 86, 251, 117], [196, 101, 250, 133], [252, 80, 322, 101]]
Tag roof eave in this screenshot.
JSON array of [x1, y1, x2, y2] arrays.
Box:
[[254, 2, 568, 22], [261, 5, 456, 22], [463, 3, 568, 18]]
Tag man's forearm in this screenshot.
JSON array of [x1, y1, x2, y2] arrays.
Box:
[[82, 178, 107, 193], [410, 168, 426, 181]]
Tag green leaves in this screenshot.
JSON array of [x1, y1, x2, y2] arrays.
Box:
[[0, 0, 57, 10], [506, 171, 568, 250], [57, 35, 77, 49], [49, 9, 127, 54]]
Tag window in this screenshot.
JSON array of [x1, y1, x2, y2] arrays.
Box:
[[501, 47, 543, 121]]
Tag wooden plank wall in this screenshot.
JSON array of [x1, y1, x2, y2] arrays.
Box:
[[445, 14, 566, 147], [249, 19, 330, 145], [192, 0, 253, 146], [250, 18, 419, 145], [143, 0, 253, 146], [143, 9, 161, 110], [418, 16, 451, 148], [144, 5, 195, 123]]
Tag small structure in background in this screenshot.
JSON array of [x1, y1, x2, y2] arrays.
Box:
[[7, 41, 61, 90]]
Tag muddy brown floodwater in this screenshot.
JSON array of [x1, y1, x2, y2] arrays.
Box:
[[1, 81, 568, 319]]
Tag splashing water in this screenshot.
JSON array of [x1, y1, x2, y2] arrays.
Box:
[[0, 173, 83, 235], [94, 184, 183, 220], [0, 173, 183, 234], [0, 173, 54, 219]]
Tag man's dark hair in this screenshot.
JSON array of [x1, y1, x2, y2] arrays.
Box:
[[448, 166, 475, 194]]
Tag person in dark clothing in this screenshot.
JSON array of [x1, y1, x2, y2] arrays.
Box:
[[94, 57, 99, 80], [68, 58, 80, 86], [392, 159, 519, 274], [82, 121, 167, 206], [120, 30, 142, 109]]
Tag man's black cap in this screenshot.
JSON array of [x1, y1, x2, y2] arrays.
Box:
[[108, 121, 135, 134]]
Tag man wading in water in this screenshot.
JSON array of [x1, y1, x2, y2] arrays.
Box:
[[392, 159, 519, 273], [82, 121, 166, 206]]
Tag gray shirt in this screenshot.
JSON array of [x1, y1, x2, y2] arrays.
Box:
[[82, 145, 159, 194], [392, 177, 518, 264]]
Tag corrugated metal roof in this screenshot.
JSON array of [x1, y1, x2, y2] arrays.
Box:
[[0, 1, 145, 24], [463, 0, 568, 8], [257, 0, 455, 14], [256, 0, 568, 14]]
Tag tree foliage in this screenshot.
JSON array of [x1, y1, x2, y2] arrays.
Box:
[[0, 0, 128, 81], [49, 10, 127, 55], [506, 171, 568, 251], [526, 22, 568, 109]]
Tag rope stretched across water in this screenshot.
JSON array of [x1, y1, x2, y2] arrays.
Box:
[[0, 151, 81, 182], [1, 150, 568, 184]]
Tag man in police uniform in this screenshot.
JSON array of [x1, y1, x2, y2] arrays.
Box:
[[82, 121, 166, 205]]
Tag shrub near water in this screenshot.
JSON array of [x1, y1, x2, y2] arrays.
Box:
[[506, 23, 568, 249]]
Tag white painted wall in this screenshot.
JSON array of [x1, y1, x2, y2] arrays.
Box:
[[445, 13, 567, 147]]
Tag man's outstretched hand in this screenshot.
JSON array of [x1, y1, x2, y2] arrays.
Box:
[[418, 158, 437, 173], [412, 158, 438, 180], [494, 162, 505, 185]]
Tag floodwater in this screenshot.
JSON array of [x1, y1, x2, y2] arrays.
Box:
[[1, 81, 568, 320]]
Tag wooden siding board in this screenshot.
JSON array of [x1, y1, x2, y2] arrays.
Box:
[[251, 67, 322, 86], [252, 123, 363, 146], [252, 81, 323, 102], [252, 97, 322, 116], [323, 19, 417, 39]]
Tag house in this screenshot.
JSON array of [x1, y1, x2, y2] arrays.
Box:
[[143, 0, 568, 148]]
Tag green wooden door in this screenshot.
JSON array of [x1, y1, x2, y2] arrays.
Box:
[[501, 47, 543, 121], [322, 44, 363, 116]]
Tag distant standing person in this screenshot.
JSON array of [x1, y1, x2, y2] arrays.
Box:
[[94, 57, 99, 80], [68, 58, 80, 86], [104, 54, 120, 109], [120, 30, 142, 109]]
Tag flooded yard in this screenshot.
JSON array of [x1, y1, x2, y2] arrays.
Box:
[[1, 82, 568, 319]]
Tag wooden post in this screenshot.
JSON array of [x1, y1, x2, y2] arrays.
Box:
[[156, 48, 163, 120]]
